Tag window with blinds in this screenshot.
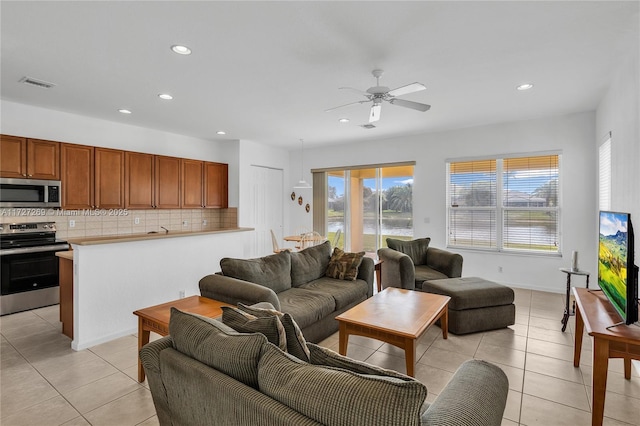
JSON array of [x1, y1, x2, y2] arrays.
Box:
[[598, 135, 611, 211], [448, 154, 560, 254]]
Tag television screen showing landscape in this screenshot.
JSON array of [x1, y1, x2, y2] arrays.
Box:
[[598, 211, 629, 319]]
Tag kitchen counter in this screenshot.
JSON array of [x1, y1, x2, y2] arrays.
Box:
[[55, 250, 73, 260], [66, 227, 253, 246]]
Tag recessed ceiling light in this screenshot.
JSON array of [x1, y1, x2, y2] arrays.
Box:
[[171, 45, 192, 55], [158, 93, 173, 100], [338, 118, 350, 123], [118, 109, 132, 114], [516, 83, 534, 91], [216, 131, 226, 135]]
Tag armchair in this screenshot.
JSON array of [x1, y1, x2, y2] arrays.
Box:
[[377, 238, 463, 291]]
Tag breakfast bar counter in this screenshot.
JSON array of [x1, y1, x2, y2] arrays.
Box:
[[65, 227, 253, 350]]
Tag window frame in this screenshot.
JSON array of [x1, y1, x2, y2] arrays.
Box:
[[446, 152, 562, 256]]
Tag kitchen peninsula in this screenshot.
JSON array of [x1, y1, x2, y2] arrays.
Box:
[[61, 227, 252, 350]]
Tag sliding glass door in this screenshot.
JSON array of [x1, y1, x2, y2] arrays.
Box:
[[325, 164, 413, 255]]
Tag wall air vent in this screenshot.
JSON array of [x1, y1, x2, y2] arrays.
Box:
[[19, 76, 56, 89], [360, 124, 376, 129]]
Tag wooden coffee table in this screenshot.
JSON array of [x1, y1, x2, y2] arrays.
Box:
[[336, 288, 450, 377], [133, 296, 232, 382]]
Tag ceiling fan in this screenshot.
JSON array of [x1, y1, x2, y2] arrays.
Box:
[[325, 69, 431, 123]]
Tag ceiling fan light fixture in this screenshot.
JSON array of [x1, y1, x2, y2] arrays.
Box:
[[293, 138, 312, 189]]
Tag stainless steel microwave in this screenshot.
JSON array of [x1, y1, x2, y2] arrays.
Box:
[[0, 178, 61, 208]]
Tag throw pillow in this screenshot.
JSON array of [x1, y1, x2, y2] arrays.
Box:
[[325, 247, 365, 281], [386, 237, 431, 265], [238, 303, 310, 361], [221, 306, 287, 351], [258, 343, 427, 426], [220, 251, 291, 293], [168, 308, 267, 388]]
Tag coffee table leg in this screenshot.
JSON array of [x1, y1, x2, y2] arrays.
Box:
[[338, 322, 348, 356], [441, 306, 449, 340], [405, 338, 416, 377], [137, 318, 150, 382]]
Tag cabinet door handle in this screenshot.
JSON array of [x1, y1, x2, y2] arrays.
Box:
[[22, 173, 27, 177], [27, 174, 33, 177]]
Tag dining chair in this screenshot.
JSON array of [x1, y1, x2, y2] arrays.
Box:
[[270, 229, 291, 253], [331, 229, 342, 249]]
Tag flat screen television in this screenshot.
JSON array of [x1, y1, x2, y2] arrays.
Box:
[[598, 211, 638, 325]]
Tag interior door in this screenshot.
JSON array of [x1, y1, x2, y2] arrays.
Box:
[[249, 165, 284, 257]]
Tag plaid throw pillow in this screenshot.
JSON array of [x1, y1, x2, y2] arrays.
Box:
[[325, 247, 365, 281], [221, 307, 287, 352], [238, 303, 310, 361]]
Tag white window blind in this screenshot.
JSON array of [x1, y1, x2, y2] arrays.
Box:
[[448, 154, 560, 254], [599, 135, 612, 211]]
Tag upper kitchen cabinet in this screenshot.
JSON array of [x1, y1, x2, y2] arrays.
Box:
[[125, 152, 154, 209], [61, 143, 94, 209], [94, 148, 125, 209], [204, 162, 228, 208], [0, 135, 60, 180], [181, 159, 204, 208], [154, 155, 181, 209]]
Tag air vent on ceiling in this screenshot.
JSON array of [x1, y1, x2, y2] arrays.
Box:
[[19, 76, 56, 89], [360, 124, 376, 129]]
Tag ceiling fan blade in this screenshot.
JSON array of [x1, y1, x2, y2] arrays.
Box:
[[369, 104, 381, 122], [339, 86, 371, 97], [388, 98, 431, 112], [387, 82, 426, 97], [324, 100, 368, 113]]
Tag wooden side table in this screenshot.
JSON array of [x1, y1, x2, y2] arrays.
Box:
[[559, 267, 590, 332], [573, 287, 640, 426], [133, 296, 231, 382]]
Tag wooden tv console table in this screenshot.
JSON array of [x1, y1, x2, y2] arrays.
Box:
[[572, 287, 640, 426]]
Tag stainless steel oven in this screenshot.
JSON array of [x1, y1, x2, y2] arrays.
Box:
[[0, 222, 69, 315]]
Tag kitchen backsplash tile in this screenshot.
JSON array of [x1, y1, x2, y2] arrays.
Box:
[[0, 208, 238, 240]]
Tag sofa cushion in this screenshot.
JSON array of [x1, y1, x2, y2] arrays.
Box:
[[277, 288, 336, 329], [300, 277, 368, 310], [168, 308, 267, 388], [325, 247, 365, 281], [220, 251, 292, 293], [306, 343, 411, 380], [290, 241, 332, 287], [258, 343, 427, 426], [237, 303, 310, 361], [221, 306, 287, 351], [387, 237, 431, 265], [414, 265, 449, 288]]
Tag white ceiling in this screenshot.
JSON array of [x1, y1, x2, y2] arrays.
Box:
[[1, 1, 638, 149]]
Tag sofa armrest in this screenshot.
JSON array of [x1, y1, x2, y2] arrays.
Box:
[[199, 274, 281, 310], [377, 248, 416, 290], [357, 256, 375, 297], [421, 360, 508, 426], [425, 247, 463, 278], [139, 336, 174, 425]]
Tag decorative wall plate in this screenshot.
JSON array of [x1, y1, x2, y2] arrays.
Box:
[[298, 196, 303, 205], [305, 203, 310, 213], [291, 191, 296, 201]]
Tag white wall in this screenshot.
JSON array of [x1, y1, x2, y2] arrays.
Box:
[[293, 112, 597, 292], [0, 100, 241, 207], [596, 44, 640, 268]]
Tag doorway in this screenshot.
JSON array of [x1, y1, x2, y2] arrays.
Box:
[[249, 165, 284, 257]]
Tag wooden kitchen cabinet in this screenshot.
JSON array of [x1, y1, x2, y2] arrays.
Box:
[[204, 162, 228, 208], [61, 143, 94, 209], [125, 152, 154, 209], [154, 155, 181, 209], [94, 148, 125, 208], [182, 159, 204, 208], [0, 135, 60, 180]]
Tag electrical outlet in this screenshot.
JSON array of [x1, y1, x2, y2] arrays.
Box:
[[202, 219, 207, 226], [69, 220, 75, 228], [498, 266, 503, 273], [182, 220, 189, 227], [179, 290, 185, 299], [134, 217, 140, 225]]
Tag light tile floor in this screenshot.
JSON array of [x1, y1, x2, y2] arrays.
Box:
[[1, 288, 639, 425]]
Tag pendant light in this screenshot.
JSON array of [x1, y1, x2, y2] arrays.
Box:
[[293, 138, 312, 189]]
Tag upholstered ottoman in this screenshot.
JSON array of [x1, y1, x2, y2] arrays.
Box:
[[422, 277, 515, 334]]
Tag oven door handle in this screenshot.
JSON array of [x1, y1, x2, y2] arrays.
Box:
[[0, 244, 70, 256]]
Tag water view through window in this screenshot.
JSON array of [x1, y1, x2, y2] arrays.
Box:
[[328, 165, 414, 253]]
